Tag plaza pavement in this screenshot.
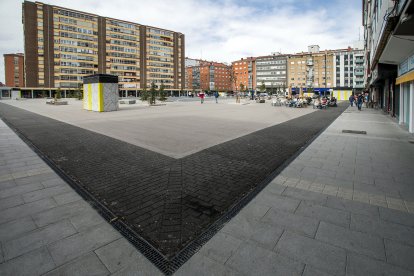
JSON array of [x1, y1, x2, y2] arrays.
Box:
[[0, 102, 413, 275]]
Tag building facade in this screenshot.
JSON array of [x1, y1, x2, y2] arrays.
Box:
[[231, 57, 256, 91], [22, 1, 185, 92], [255, 54, 288, 93], [363, 0, 414, 132], [4, 53, 25, 87], [186, 61, 231, 92], [332, 46, 365, 99], [287, 45, 334, 95]]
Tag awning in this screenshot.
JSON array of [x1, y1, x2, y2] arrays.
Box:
[[396, 70, 414, 84]]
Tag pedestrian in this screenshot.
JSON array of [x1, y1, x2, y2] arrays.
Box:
[[199, 91, 205, 104], [357, 93, 364, 111], [349, 94, 355, 107], [364, 94, 369, 108], [214, 91, 219, 103], [251, 90, 255, 101]]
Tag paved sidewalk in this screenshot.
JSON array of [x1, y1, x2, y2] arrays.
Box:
[[1, 106, 414, 275]]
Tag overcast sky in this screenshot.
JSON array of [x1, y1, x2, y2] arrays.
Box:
[[0, 0, 363, 83]]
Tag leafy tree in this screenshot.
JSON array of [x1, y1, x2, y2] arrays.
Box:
[[149, 82, 157, 105], [140, 88, 148, 102], [239, 83, 245, 92], [55, 88, 62, 100], [158, 83, 167, 101], [260, 81, 266, 93]]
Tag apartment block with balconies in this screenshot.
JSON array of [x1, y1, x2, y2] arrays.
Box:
[[22, 1, 185, 92]]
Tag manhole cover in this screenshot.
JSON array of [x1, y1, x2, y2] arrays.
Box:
[[342, 130, 367, 135]]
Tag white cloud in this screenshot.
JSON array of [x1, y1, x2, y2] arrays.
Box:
[[0, 0, 362, 83]]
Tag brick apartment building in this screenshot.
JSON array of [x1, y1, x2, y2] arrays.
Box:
[[4, 53, 25, 87], [231, 57, 256, 91], [186, 60, 232, 92], [22, 1, 185, 91]]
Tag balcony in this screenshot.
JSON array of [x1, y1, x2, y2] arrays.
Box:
[[354, 71, 364, 76], [353, 84, 365, 89], [306, 60, 313, 66]]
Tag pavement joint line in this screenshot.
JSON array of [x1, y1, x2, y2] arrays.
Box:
[[274, 182, 414, 213]]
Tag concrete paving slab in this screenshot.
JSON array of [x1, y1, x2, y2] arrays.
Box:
[[346, 252, 413, 276], [48, 222, 121, 266], [262, 209, 319, 237], [384, 239, 414, 272], [44, 252, 110, 276], [0, 216, 37, 242], [316, 221, 385, 261], [226, 241, 304, 276], [3, 220, 77, 260], [0, 247, 55, 276], [275, 231, 346, 275]]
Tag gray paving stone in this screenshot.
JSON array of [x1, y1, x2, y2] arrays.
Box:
[[0, 216, 37, 242], [0, 247, 55, 276], [296, 201, 350, 228], [384, 239, 414, 272], [350, 213, 414, 246], [44, 252, 109, 276], [95, 238, 159, 274], [41, 178, 67, 188], [275, 231, 346, 275], [69, 210, 105, 232], [262, 209, 319, 237], [0, 183, 44, 199], [236, 202, 271, 219], [3, 220, 77, 260], [53, 191, 82, 205], [346, 252, 413, 276], [22, 185, 71, 203], [0, 180, 16, 191], [226, 241, 304, 275], [48, 222, 121, 266], [262, 181, 286, 195], [221, 214, 283, 250], [302, 265, 331, 276], [175, 253, 237, 276], [253, 193, 300, 212], [324, 196, 379, 217], [198, 232, 243, 264], [0, 195, 24, 210], [0, 198, 57, 224], [379, 207, 414, 227], [32, 200, 91, 227], [282, 187, 328, 204], [315, 221, 385, 261]]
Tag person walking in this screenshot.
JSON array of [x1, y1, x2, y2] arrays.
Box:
[[214, 91, 219, 103], [357, 93, 364, 111], [199, 91, 205, 104], [349, 94, 355, 107]]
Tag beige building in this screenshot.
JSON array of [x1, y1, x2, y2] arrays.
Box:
[[22, 1, 185, 93], [287, 45, 334, 95]]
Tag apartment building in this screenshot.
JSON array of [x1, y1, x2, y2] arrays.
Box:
[[186, 60, 231, 92], [22, 1, 185, 91], [363, 0, 414, 132], [255, 54, 288, 93], [3, 53, 25, 87], [231, 57, 256, 91], [287, 45, 334, 96], [332, 45, 365, 99]]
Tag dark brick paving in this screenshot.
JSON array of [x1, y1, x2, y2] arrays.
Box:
[[0, 102, 346, 264]]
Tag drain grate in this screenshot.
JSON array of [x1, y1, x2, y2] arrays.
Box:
[[342, 129, 367, 135]]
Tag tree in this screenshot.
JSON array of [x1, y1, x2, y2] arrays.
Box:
[[239, 83, 245, 93], [140, 88, 148, 102], [55, 88, 62, 100], [158, 83, 167, 101], [149, 82, 157, 105]]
